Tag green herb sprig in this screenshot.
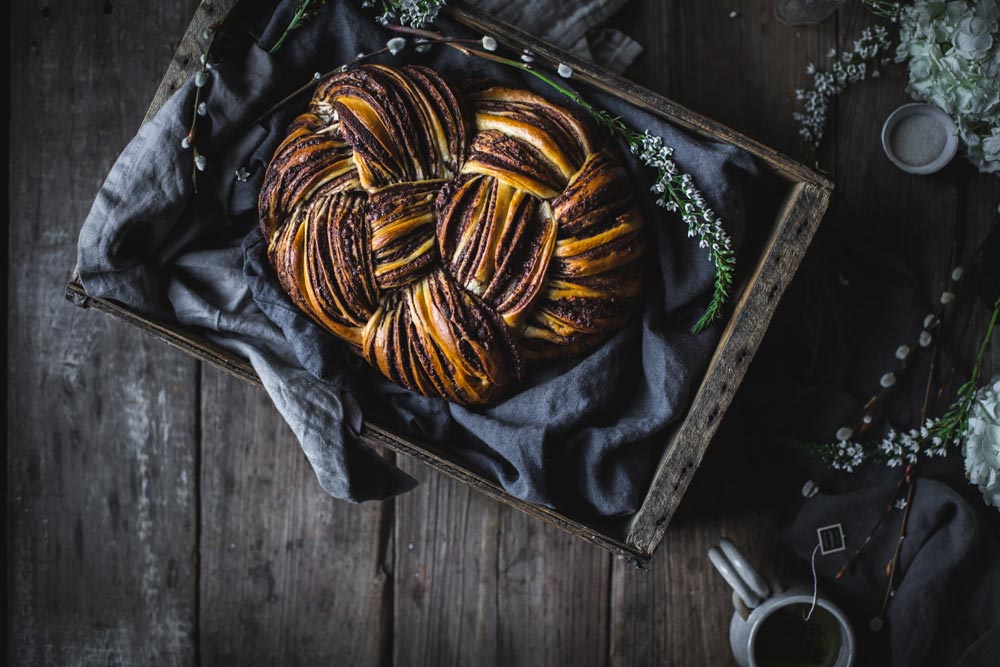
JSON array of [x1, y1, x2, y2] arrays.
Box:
[[270, 0, 330, 54]]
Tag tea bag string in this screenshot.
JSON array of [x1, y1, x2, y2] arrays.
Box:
[[804, 543, 820, 621]]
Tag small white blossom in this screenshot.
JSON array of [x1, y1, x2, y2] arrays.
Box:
[[194, 154, 209, 172], [377, 0, 444, 28], [520, 53, 534, 63], [197, 102, 208, 117], [181, 136, 191, 150], [881, 372, 897, 388], [924, 314, 939, 328], [386, 37, 407, 55], [941, 291, 956, 305], [481, 35, 498, 52], [896, 345, 910, 360], [557, 63, 573, 78], [919, 330, 933, 347], [194, 71, 209, 88], [863, 414, 873, 424], [836, 427, 854, 442], [894, 498, 908, 510], [952, 266, 965, 281], [313, 71, 322, 80], [794, 25, 894, 154]]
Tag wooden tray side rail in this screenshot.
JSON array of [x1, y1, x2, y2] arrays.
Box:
[[66, 0, 832, 566]]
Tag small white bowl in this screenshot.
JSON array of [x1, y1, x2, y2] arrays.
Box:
[[881, 103, 959, 175]]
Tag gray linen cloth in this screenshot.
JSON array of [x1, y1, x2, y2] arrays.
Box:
[[77, 0, 759, 517]]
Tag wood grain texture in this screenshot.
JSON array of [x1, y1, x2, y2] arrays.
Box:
[[393, 457, 612, 667], [198, 368, 392, 666], [9, 1, 201, 664]]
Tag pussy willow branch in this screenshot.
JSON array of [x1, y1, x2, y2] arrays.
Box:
[[185, 0, 243, 191]]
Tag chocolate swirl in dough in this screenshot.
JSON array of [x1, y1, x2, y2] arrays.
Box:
[[259, 65, 645, 405]]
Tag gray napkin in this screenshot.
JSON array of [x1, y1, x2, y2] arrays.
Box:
[[78, 0, 759, 516], [468, 0, 643, 72]]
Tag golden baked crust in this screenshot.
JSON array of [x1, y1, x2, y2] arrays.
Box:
[[259, 64, 644, 405]]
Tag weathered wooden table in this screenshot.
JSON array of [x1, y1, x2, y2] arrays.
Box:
[[10, 1, 997, 665]]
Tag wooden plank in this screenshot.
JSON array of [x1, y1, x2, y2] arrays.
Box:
[[391, 460, 502, 666], [494, 508, 611, 666], [198, 368, 392, 666], [9, 1, 201, 664], [611, 489, 802, 665], [627, 181, 829, 551], [392, 458, 611, 667]]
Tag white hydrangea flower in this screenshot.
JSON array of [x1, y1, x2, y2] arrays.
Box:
[[897, 0, 1000, 172], [964, 376, 1000, 508]]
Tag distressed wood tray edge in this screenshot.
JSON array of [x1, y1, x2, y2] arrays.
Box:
[[66, 0, 832, 567]]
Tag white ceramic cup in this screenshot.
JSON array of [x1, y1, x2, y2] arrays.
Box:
[[708, 538, 856, 667], [880, 102, 959, 175]]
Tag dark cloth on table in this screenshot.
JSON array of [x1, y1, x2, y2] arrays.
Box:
[[735, 224, 1000, 667]]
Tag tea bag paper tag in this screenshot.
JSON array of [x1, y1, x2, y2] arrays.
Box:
[[817, 523, 846, 555]]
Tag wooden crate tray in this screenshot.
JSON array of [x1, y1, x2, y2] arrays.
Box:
[[66, 0, 832, 568]]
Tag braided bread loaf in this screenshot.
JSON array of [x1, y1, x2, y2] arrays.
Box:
[[259, 65, 645, 405]]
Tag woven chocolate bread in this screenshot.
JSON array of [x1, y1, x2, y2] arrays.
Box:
[[259, 64, 645, 405]]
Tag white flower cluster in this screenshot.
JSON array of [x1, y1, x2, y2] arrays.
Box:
[[964, 376, 1000, 508], [793, 25, 894, 153], [828, 418, 949, 472], [896, 0, 1000, 173], [364, 0, 445, 28], [632, 131, 731, 255]]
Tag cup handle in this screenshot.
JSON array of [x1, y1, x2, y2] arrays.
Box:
[[708, 538, 771, 610]]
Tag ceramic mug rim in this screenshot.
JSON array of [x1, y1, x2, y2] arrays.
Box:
[[880, 102, 959, 175], [745, 593, 856, 667]]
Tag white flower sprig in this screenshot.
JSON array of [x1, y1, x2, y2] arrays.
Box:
[[529, 90, 734, 333], [793, 24, 895, 160], [363, 0, 445, 28], [819, 419, 950, 473], [810, 295, 1000, 476], [630, 131, 735, 331]]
